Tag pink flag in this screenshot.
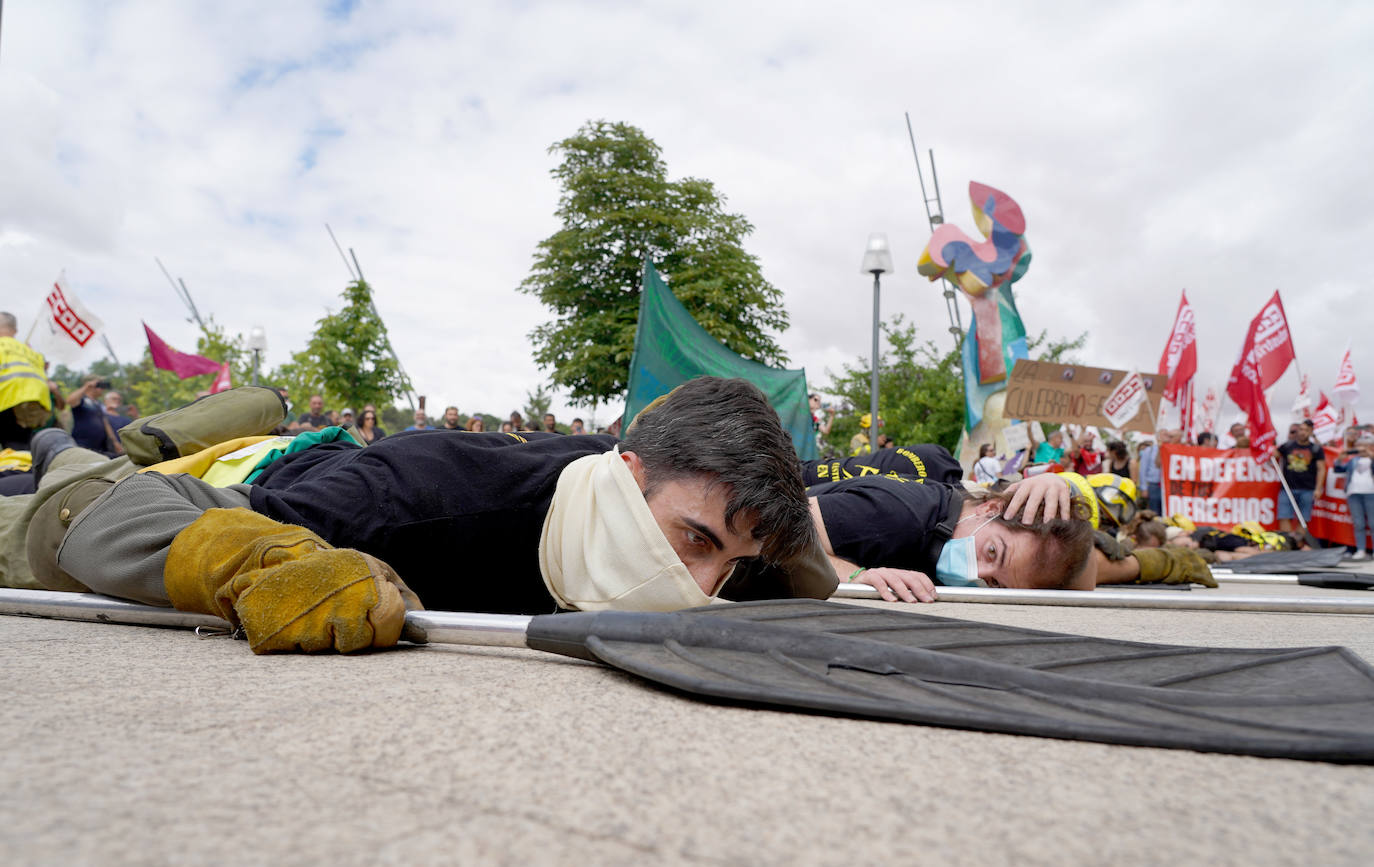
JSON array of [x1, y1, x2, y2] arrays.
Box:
[[210, 363, 232, 393], [144, 323, 223, 379], [1333, 343, 1359, 406]]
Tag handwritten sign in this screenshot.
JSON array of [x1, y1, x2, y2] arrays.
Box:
[[1005, 360, 1163, 433]]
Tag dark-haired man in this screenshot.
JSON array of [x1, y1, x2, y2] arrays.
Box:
[[1277, 418, 1324, 532], [43, 377, 816, 654]]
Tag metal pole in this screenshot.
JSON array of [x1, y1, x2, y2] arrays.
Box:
[[870, 271, 880, 453], [832, 582, 1374, 614], [348, 249, 417, 412], [252, 348, 260, 386], [0, 588, 534, 647], [325, 223, 359, 280], [1270, 455, 1309, 531]]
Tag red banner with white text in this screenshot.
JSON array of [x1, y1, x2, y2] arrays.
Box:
[[1161, 445, 1280, 529], [1163, 444, 1356, 543], [1310, 446, 1355, 546]]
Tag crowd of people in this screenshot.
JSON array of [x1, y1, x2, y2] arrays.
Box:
[[281, 391, 598, 441]]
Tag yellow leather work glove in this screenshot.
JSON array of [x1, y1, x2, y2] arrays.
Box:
[[1132, 547, 1218, 588], [165, 508, 421, 654]]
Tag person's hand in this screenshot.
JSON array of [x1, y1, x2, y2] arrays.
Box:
[[1002, 474, 1072, 524], [853, 567, 937, 603]]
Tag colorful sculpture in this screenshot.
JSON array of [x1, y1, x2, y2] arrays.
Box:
[[918, 182, 1031, 384]]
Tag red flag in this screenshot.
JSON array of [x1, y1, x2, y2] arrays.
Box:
[[210, 362, 232, 393], [1227, 291, 1295, 392], [144, 323, 223, 379], [1312, 392, 1341, 443], [1333, 342, 1359, 405], [1158, 290, 1197, 402]]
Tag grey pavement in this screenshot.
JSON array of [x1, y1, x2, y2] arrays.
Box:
[[3, 580, 1374, 866]]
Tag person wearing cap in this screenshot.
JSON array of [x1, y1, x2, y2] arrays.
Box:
[[339, 408, 355, 427], [25, 377, 822, 654]]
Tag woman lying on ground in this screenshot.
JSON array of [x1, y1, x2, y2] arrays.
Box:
[[809, 471, 1098, 602]]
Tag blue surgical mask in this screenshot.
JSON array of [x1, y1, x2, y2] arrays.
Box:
[[935, 513, 997, 587]]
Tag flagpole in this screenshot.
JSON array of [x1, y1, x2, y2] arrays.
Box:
[[1270, 455, 1309, 532]]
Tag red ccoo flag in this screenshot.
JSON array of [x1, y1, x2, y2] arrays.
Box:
[[1226, 293, 1297, 463], [1333, 342, 1359, 406], [1158, 290, 1197, 435], [1227, 291, 1296, 393], [144, 323, 224, 379]]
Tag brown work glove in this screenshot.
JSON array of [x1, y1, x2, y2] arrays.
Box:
[[165, 508, 421, 654], [1131, 547, 1218, 588]]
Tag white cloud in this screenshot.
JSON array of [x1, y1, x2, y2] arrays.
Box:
[[2, 0, 1372, 425]]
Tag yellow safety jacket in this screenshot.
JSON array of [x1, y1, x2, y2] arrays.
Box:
[[0, 337, 50, 417]]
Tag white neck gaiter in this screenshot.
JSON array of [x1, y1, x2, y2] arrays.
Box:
[[539, 447, 713, 611]]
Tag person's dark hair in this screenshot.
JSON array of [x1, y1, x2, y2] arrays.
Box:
[[963, 487, 1095, 589], [979, 443, 995, 457], [1130, 519, 1168, 548], [1197, 431, 1216, 446], [623, 376, 812, 563], [1106, 440, 1128, 461]]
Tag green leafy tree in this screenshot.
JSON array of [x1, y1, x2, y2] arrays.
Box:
[[824, 319, 1089, 454], [520, 120, 790, 405], [824, 316, 966, 455], [522, 383, 554, 426], [272, 279, 411, 414]]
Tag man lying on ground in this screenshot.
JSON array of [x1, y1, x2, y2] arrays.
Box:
[[29, 377, 818, 653]]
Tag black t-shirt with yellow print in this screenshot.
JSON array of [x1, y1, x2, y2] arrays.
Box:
[[801, 444, 963, 487], [810, 475, 963, 576]]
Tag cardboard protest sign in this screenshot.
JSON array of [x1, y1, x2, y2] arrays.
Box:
[[1005, 360, 1163, 433], [1161, 445, 1280, 529], [1310, 445, 1356, 546]]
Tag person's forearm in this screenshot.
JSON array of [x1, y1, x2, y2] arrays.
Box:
[[826, 553, 862, 581], [1092, 549, 1142, 584], [64, 387, 85, 407]]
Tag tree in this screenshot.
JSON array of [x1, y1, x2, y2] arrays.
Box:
[[519, 120, 790, 405], [522, 383, 554, 425], [823, 318, 1090, 454], [824, 316, 966, 455], [272, 279, 411, 413]]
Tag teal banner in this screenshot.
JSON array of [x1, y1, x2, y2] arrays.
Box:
[[624, 261, 817, 459]]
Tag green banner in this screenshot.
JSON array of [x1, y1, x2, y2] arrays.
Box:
[[624, 261, 816, 459]]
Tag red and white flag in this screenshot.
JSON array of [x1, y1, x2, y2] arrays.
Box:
[[1313, 392, 1341, 443], [1196, 386, 1219, 434], [1158, 291, 1198, 401], [1333, 343, 1359, 406], [1227, 291, 1296, 393], [1226, 294, 1295, 462], [26, 276, 104, 367], [1157, 291, 1197, 434], [1291, 373, 1312, 422], [210, 362, 233, 393], [1103, 371, 1148, 429]]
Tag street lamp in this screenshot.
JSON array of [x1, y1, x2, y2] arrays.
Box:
[[861, 233, 893, 453], [247, 326, 267, 386]]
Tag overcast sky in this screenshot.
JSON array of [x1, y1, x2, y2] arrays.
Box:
[[3, 0, 1371, 426]]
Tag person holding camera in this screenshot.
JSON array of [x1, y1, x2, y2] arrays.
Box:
[[64, 377, 124, 457]]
